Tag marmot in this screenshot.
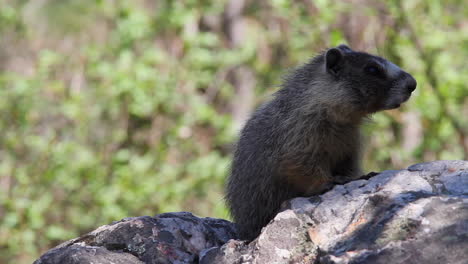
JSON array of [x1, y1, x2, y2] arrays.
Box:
[[226, 45, 417, 241]]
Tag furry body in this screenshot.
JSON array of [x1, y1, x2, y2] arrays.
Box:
[[226, 45, 417, 241]]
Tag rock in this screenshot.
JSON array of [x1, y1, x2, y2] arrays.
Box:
[[34, 160, 468, 264], [34, 212, 237, 264]]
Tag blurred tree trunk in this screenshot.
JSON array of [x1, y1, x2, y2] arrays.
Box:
[[224, 0, 255, 130]]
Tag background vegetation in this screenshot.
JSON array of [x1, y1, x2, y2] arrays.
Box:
[[0, 0, 466, 263]]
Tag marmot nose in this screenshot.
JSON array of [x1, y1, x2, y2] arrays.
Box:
[[405, 74, 417, 93]]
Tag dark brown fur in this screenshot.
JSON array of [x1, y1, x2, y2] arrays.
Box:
[[226, 45, 416, 241]]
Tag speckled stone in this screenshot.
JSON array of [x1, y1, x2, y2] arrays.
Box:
[[34, 161, 468, 264]]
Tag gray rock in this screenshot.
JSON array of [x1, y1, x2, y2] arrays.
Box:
[[35, 161, 468, 264], [407, 160, 468, 172], [34, 212, 237, 264], [33, 244, 144, 264]]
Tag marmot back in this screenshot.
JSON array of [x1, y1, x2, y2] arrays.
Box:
[[226, 45, 417, 241]]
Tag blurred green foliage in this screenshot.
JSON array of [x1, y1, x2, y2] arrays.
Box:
[[0, 0, 466, 263]]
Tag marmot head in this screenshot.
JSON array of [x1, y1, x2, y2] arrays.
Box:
[[287, 45, 417, 120], [322, 44, 417, 113]]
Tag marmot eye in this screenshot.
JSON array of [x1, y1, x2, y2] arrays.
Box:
[[365, 65, 381, 75]]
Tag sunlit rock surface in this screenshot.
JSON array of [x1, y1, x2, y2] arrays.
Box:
[[35, 160, 468, 264]]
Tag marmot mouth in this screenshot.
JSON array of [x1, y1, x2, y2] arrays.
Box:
[[382, 103, 401, 110]]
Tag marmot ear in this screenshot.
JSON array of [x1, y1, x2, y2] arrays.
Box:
[[337, 44, 352, 52], [325, 48, 344, 77]]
